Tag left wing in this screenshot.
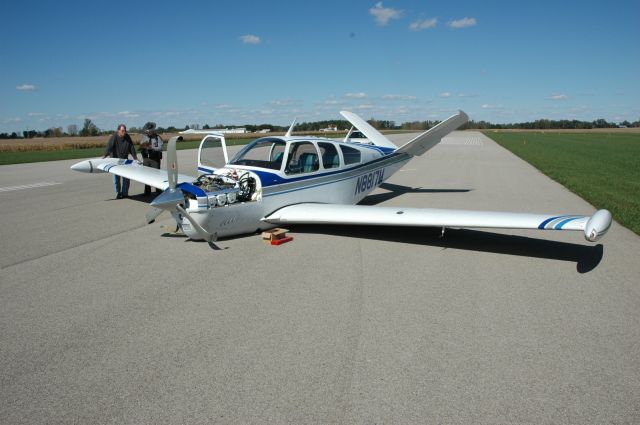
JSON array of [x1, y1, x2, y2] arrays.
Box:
[[70, 158, 195, 190], [263, 203, 612, 242]]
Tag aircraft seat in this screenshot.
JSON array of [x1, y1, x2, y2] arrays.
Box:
[[299, 153, 319, 173], [323, 153, 340, 168]]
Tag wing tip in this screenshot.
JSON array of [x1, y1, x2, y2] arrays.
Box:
[[584, 209, 612, 242]]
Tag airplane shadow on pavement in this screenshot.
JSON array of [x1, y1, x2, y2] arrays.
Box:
[[359, 183, 471, 205], [291, 225, 603, 274], [121, 184, 603, 272], [350, 183, 603, 273]]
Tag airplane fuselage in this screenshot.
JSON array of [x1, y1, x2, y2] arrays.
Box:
[[176, 136, 411, 240]]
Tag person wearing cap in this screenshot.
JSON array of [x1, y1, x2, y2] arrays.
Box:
[[139, 122, 164, 195], [103, 123, 139, 199]]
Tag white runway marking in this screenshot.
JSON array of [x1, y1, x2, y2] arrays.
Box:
[[0, 181, 61, 192], [441, 135, 484, 146]]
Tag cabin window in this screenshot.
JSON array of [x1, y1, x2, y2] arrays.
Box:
[[340, 145, 361, 165], [318, 142, 340, 169], [285, 142, 320, 175], [230, 138, 286, 170]]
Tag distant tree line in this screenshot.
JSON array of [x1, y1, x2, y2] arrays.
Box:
[[458, 118, 639, 130], [2, 117, 639, 139]]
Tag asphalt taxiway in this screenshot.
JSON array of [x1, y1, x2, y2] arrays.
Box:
[[1, 132, 639, 424]]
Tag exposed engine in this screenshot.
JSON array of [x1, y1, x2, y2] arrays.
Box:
[[192, 169, 258, 207]]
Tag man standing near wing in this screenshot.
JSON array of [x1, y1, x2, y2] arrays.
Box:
[[139, 122, 164, 195], [103, 123, 139, 199]]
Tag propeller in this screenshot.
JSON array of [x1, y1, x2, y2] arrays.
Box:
[[145, 136, 218, 245], [146, 135, 183, 224]]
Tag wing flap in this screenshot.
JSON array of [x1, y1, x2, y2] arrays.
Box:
[[264, 203, 591, 232]]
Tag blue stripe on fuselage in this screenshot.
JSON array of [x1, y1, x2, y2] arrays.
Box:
[[262, 152, 408, 197], [256, 152, 404, 187], [197, 151, 408, 197]]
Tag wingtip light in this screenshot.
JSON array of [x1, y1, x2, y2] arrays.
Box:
[[584, 209, 612, 242], [70, 160, 93, 173]]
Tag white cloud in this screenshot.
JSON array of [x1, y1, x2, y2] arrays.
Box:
[[409, 18, 437, 31], [448, 17, 477, 29], [270, 98, 298, 106], [369, 2, 402, 26], [550, 94, 568, 100], [114, 110, 140, 118], [239, 34, 261, 44], [439, 92, 452, 98], [345, 92, 368, 99], [16, 84, 36, 91], [382, 94, 417, 100], [481, 104, 503, 110]]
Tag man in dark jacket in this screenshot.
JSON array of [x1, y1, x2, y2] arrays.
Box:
[[103, 123, 139, 199], [139, 122, 163, 195]]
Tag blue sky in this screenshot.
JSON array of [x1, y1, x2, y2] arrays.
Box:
[[1, 0, 638, 133]]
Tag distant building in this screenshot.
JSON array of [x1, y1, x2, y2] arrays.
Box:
[[256, 129, 271, 133], [210, 128, 248, 134], [319, 124, 338, 132]]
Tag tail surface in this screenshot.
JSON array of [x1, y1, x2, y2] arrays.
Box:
[[396, 110, 468, 157]]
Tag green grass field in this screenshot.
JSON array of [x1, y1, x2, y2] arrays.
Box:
[[0, 137, 256, 166], [483, 131, 640, 235]]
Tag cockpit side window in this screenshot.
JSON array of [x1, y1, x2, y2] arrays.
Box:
[[269, 143, 286, 165], [230, 138, 286, 170], [285, 141, 320, 175], [340, 145, 361, 165], [318, 142, 340, 169]]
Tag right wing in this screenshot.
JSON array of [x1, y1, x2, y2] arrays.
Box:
[[70, 158, 194, 190], [263, 203, 612, 242]]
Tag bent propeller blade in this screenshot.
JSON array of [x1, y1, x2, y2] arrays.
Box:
[[166, 136, 182, 190], [145, 207, 164, 224]]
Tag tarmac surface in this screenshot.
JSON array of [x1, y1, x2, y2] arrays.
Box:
[[1, 131, 639, 424]]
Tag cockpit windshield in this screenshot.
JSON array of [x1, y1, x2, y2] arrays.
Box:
[[229, 138, 286, 170]]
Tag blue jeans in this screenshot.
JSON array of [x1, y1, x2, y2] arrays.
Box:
[[113, 175, 130, 196]]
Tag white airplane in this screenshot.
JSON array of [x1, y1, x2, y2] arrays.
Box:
[[71, 110, 612, 246]]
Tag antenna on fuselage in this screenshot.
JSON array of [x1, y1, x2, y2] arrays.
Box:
[[285, 118, 296, 137]]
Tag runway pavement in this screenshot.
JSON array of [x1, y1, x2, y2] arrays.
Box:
[[1, 132, 639, 424]]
